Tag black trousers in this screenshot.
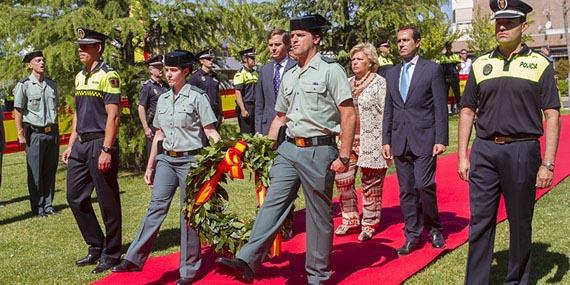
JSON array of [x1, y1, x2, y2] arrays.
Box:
[[445, 77, 461, 111], [237, 102, 255, 135], [394, 143, 441, 242], [26, 129, 59, 214], [465, 138, 540, 285], [66, 138, 122, 263]]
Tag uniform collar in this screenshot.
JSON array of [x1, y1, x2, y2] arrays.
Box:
[[491, 44, 531, 59], [82, 61, 104, 75], [164, 83, 190, 99], [305, 52, 322, 71], [28, 73, 42, 85]]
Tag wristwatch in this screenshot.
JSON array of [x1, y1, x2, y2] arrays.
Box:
[[541, 162, 555, 172], [101, 145, 113, 153], [339, 156, 350, 167]]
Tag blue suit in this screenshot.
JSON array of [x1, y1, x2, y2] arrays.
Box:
[[382, 56, 448, 241], [254, 58, 296, 135]]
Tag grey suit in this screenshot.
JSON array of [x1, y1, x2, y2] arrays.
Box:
[[254, 58, 296, 135], [382, 56, 448, 241]]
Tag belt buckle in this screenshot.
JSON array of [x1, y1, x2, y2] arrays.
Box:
[[494, 136, 509, 144], [78, 135, 83, 143], [167, 150, 177, 157], [295, 138, 306, 147], [45, 126, 52, 133]]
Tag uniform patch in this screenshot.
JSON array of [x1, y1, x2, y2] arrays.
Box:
[[483, 64, 493, 76], [108, 77, 120, 88]]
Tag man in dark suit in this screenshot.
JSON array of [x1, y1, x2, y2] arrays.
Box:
[[254, 29, 296, 135], [381, 26, 448, 255]]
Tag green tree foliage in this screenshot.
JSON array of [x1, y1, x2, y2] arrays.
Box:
[[466, 7, 496, 56]]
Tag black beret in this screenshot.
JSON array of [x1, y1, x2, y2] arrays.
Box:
[[290, 14, 330, 32], [196, 49, 215, 59], [76, 28, 109, 44], [490, 0, 533, 19], [379, 42, 390, 48], [23, 51, 43, 63], [145, 54, 164, 66], [238, 48, 256, 58], [164, 50, 196, 67]]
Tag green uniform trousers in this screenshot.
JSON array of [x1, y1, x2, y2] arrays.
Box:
[[26, 128, 59, 214], [237, 141, 338, 284]]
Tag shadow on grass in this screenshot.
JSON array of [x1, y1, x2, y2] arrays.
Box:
[[121, 227, 182, 254], [491, 242, 570, 284]]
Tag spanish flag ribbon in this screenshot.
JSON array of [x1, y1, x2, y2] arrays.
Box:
[[194, 140, 248, 206], [255, 173, 282, 257]]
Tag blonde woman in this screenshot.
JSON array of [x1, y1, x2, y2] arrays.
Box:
[[335, 43, 390, 241]]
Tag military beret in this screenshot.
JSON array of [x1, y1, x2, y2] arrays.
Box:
[[490, 0, 533, 19], [145, 54, 164, 66], [23, 51, 43, 63], [76, 28, 109, 45], [379, 42, 390, 48], [290, 14, 330, 32], [164, 50, 196, 67], [238, 48, 256, 58], [196, 49, 215, 60]]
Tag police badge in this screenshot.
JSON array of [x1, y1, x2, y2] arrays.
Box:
[[498, 0, 507, 10], [483, 64, 493, 76]]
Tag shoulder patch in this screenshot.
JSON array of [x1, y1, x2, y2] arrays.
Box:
[[190, 85, 206, 93], [108, 76, 120, 88], [320, 55, 336, 63]]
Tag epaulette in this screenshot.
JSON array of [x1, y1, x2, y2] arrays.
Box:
[[142, 79, 152, 85], [101, 62, 114, 72], [19, 77, 30, 84], [190, 85, 206, 94], [320, 55, 336, 63], [532, 50, 552, 63]]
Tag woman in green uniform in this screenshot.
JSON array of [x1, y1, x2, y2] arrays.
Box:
[[112, 50, 220, 285]]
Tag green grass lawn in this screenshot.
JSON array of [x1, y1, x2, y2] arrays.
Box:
[[0, 115, 568, 284]]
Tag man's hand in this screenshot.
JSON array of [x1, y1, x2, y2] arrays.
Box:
[[432, 144, 447, 157], [381, 144, 393, 160], [330, 158, 348, 173], [17, 133, 26, 148], [98, 151, 112, 172], [458, 157, 470, 181], [144, 167, 154, 187], [536, 166, 553, 188], [144, 127, 154, 139], [241, 109, 250, 118], [62, 147, 72, 165]]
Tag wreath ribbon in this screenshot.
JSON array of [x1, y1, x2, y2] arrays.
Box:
[[255, 174, 282, 257]]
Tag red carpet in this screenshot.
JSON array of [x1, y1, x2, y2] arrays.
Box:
[[95, 116, 569, 285]]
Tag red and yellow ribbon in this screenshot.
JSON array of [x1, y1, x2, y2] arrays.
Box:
[[255, 173, 282, 257]]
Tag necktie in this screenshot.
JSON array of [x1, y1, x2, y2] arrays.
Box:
[[273, 62, 282, 96], [399, 62, 411, 102]]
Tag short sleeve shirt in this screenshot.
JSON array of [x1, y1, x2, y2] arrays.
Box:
[[13, 74, 58, 127], [460, 45, 560, 138], [139, 78, 168, 122], [74, 61, 121, 134], [153, 84, 217, 151], [233, 66, 258, 102], [275, 53, 352, 137]]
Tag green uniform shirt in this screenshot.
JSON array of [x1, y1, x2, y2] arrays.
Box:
[[233, 66, 259, 102], [378, 55, 393, 67], [275, 53, 352, 137], [153, 84, 217, 152], [13, 74, 58, 127], [74, 61, 121, 134]]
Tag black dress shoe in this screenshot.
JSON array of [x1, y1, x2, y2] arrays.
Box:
[[396, 240, 421, 255], [429, 229, 445, 248], [112, 259, 141, 272], [75, 254, 100, 267], [176, 277, 194, 285], [92, 260, 119, 274], [215, 257, 253, 283]]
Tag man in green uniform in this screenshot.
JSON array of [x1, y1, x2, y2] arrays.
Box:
[[233, 48, 259, 134], [13, 50, 59, 217], [458, 1, 561, 284], [62, 28, 122, 274], [216, 14, 356, 284], [377, 41, 394, 77]]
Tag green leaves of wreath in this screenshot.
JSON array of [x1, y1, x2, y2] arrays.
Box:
[[183, 133, 276, 256]]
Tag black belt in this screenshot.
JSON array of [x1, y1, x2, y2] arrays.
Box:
[[78, 132, 105, 143], [163, 149, 202, 157], [481, 135, 539, 144], [286, 136, 335, 147], [29, 124, 56, 134]]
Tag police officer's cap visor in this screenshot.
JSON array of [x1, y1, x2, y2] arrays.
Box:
[[76, 28, 108, 45], [23, 51, 44, 63], [290, 14, 331, 31]]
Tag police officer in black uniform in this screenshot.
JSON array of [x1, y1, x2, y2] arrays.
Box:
[[189, 49, 223, 130], [458, 1, 561, 284], [62, 28, 123, 274], [139, 55, 168, 159]]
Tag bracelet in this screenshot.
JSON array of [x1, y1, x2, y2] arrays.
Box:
[[541, 162, 555, 171]]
